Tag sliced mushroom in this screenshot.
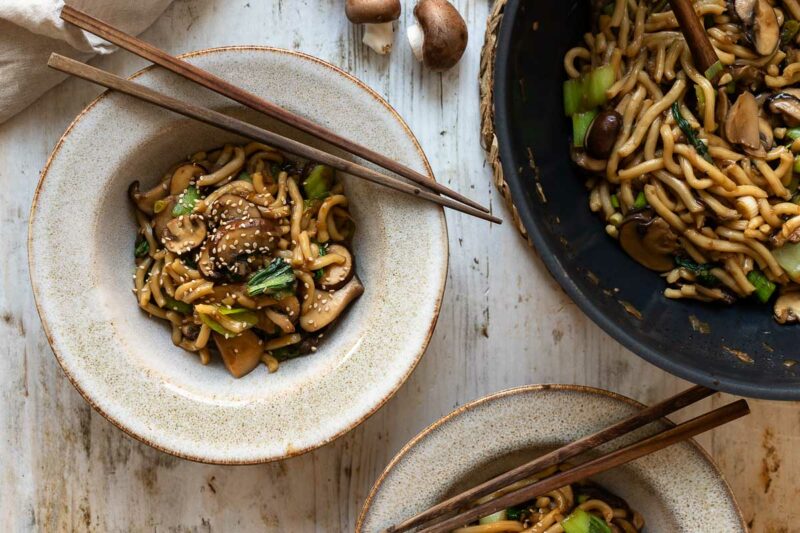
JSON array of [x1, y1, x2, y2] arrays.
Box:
[[200, 218, 279, 277], [346, 0, 401, 54], [731, 0, 756, 21], [128, 179, 169, 215], [407, 0, 468, 71], [212, 330, 263, 378], [774, 291, 800, 323], [300, 276, 364, 332], [208, 194, 262, 226], [277, 294, 301, 323], [725, 92, 761, 151], [768, 91, 800, 126], [715, 88, 730, 131], [758, 116, 774, 150], [584, 110, 622, 160], [618, 210, 679, 272], [733, 0, 779, 56], [206, 283, 249, 306], [169, 164, 203, 195], [730, 65, 764, 89], [163, 215, 207, 254], [318, 244, 355, 290], [152, 197, 177, 240]]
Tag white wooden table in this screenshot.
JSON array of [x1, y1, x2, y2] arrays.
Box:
[[1, 1, 796, 531]]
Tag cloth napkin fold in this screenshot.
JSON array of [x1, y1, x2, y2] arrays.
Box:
[[0, 0, 173, 125]]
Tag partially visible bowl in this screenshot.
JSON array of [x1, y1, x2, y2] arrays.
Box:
[[357, 385, 745, 532], [492, 0, 800, 399], [29, 46, 448, 463]]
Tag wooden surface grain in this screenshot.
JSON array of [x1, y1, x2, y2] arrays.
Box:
[[0, 1, 796, 531]]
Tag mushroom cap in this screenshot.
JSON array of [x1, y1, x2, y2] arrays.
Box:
[[213, 330, 263, 378], [768, 89, 800, 126], [169, 164, 203, 195], [733, 0, 779, 56], [584, 110, 622, 160], [300, 276, 364, 332], [345, 0, 401, 24], [774, 291, 800, 323], [199, 218, 279, 278], [618, 210, 679, 272], [318, 244, 355, 290], [164, 215, 207, 254], [208, 193, 262, 227], [724, 91, 761, 151], [128, 179, 169, 215], [412, 0, 468, 71]]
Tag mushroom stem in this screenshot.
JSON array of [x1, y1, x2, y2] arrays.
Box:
[[407, 23, 424, 61], [363, 22, 395, 54]]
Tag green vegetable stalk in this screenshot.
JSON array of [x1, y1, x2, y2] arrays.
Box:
[[247, 258, 296, 296], [563, 78, 584, 117], [303, 165, 334, 200], [163, 295, 192, 314], [217, 306, 259, 325], [585, 65, 615, 108], [199, 313, 235, 337], [561, 508, 612, 533], [134, 236, 149, 258], [572, 110, 598, 148], [172, 185, 200, 217], [563, 65, 615, 117], [633, 191, 648, 209], [746, 270, 776, 303], [781, 19, 800, 45]]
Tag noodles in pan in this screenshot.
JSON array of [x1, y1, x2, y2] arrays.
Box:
[[565, 0, 800, 323], [453, 465, 644, 533], [130, 142, 362, 378]]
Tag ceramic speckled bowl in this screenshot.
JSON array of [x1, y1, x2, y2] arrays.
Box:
[[358, 385, 746, 532], [29, 47, 447, 464]]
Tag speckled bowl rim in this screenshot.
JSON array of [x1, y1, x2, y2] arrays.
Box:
[[356, 384, 746, 531], [28, 46, 448, 464]]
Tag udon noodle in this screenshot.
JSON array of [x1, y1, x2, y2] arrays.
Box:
[[130, 142, 361, 378], [565, 0, 800, 323], [453, 465, 643, 533]]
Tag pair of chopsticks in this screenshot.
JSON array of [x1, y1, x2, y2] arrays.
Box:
[[384, 385, 748, 533], [51, 6, 500, 224]]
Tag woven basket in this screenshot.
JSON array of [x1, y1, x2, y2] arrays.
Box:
[[479, 0, 531, 244]]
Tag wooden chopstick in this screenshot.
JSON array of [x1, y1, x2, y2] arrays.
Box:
[[59, 5, 490, 215], [667, 0, 723, 80], [412, 399, 749, 533], [47, 53, 501, 224], [385, 384, 714, 533]]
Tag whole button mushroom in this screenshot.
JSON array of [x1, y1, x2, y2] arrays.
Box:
[[407, 0, 468, 71], [584, 110, 622, 160], [346, 0, 402, 55]]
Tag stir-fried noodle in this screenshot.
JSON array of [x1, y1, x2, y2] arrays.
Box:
[[453, 465, 643, 533], [130, 142, 361, 378], [566, 0, 800, 323]]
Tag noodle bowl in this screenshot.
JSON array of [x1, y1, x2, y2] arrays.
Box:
[[565, 0, 800, 323]]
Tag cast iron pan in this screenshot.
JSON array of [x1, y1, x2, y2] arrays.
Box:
[[493, 0, 800, 399]]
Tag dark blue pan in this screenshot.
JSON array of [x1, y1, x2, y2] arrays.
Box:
[[493, 0, 800, 399]]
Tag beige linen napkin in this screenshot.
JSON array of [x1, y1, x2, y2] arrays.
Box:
[[0, 0, 173, 124]]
